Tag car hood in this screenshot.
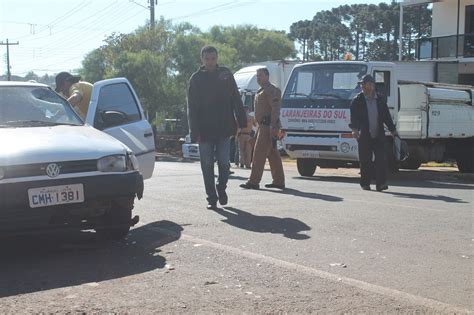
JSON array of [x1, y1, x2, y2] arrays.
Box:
[[0, 125, 129, 165]]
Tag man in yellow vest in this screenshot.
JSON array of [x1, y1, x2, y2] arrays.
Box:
[[55, 72, 92, 119]]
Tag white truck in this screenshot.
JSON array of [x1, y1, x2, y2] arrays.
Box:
[[280, 61, 474, 175], [234, 60, 299, 111]]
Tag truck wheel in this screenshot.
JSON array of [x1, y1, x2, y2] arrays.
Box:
[[96, 199, 134, 240], [297, 158, 317, 177], [400, 157, 422, 170], [456, 153, 474, 173]]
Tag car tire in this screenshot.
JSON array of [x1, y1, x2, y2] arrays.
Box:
[[96, 198, 134, 240]]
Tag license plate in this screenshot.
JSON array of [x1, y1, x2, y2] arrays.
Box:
[[28, 184, 84, 208], [301, 151, 320, 158]]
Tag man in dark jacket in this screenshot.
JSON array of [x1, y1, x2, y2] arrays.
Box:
[[349, 74, 398, 191], [187, 46, 247, 209]]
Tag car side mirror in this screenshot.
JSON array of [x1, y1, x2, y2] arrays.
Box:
[[101, 110, 128, 128]]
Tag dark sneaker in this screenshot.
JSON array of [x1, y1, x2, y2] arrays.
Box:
[[376, 185, 388, 192], [207, 203, 217, 210], [240, 182, 259, 190], [361, 185, 371, 191], [264, 183, 285, 189], [217, 190, 228, 206]]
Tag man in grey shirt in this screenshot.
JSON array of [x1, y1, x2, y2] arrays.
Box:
[[349, 74, 398, 191]]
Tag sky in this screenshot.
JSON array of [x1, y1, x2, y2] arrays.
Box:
[[0, 0, 392, 77]]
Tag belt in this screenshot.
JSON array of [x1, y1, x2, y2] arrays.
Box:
[[238, 132, 251, 135]]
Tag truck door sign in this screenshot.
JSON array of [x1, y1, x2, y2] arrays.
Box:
[[431, 110, 441, 117], [281, 108, 351, 131]]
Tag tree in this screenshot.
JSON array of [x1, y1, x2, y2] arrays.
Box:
[[79, 18, 296, 121], [80, 48, 106, 83]]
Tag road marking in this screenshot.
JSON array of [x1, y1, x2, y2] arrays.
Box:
[[141, 223, 472, 314]]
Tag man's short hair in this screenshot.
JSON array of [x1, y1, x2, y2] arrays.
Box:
[[201, 45, 218, 57], [257, 67, 269, 76]]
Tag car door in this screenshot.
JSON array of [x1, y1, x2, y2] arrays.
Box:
[[86, 78, 155, 179]]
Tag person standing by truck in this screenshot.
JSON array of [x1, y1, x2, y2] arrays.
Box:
[[187, 45, 246, 210], [349, 74, 398, 191], [240, 67, 285, 190]]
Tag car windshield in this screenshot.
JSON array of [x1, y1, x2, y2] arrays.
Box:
[[0, 85, 83, 127], [284, 64, 368, 101]]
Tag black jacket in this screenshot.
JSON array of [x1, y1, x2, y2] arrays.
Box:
[[187, 65, 246, 142], [349, 92, 396, 140]]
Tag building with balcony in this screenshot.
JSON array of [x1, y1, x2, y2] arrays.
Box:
[[402, 0, 474, 84]]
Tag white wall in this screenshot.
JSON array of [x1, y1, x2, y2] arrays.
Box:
[[432, 0, 474, 37]]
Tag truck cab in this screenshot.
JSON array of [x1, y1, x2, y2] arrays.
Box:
[[280, 61, 398, 176], [281, 61, 474, 175]]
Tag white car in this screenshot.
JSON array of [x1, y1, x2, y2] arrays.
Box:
[[0, 79, 155, 239]]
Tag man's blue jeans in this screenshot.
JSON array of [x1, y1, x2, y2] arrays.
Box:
[[199, 137, 231, 204]]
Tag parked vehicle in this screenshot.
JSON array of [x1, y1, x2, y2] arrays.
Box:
[[155, 118, 187, 153], [279, 61, 474, 175], [234, 60, 299, 111], [0, 79, 155, 238]]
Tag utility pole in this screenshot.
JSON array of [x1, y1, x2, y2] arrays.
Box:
[[0, 39, 19, 81], [150, 0, 157, 30]]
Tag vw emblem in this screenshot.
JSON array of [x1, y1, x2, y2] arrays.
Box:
[[46, 163, 61, 178]]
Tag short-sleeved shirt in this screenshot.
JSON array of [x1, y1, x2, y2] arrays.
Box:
[[69, 81, 93, 118]]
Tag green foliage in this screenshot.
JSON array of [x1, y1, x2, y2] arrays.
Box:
[[77, 19, 295, 120], [290, 2, 431, 61]]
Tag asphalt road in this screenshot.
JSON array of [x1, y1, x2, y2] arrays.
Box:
[[0, 159, 472, 313]]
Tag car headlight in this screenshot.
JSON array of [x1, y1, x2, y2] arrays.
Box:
[[97, 155, 127, 172]]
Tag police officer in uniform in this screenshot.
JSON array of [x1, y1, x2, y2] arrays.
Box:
[[240, 67, 285, 189], [237, 106, 256, 168]]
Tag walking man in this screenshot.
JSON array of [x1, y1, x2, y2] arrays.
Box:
[[187, 46, 246, 209], [349, 74, 398, 191], [240, 67, 285, 190]]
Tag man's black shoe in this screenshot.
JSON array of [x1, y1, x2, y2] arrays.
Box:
[[207, 203, 217, 210], [218, 190, 228, 205], [264, 183, 285, 189], [361, 185, 371, 191], [376, 185, 388, 192], [240, 182, 259, 190]]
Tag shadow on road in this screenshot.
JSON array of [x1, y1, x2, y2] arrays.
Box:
[[0, 220, 182, 298], [297, 169, 473, 191], [267, 187, 343, 202], [214, 207, 311, 240], [384, 191, 469, 204]]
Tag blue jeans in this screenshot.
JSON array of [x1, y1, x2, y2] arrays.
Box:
[[199, 137, 231, 204]]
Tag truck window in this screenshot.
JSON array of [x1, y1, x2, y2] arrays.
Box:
[[283, 64, 367, 104], [333, 72, 360, 90], [373, 70, 391, 97], [296, 72, 313, 95]]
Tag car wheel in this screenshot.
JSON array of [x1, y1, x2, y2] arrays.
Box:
[[96, 198, 134, 240]]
